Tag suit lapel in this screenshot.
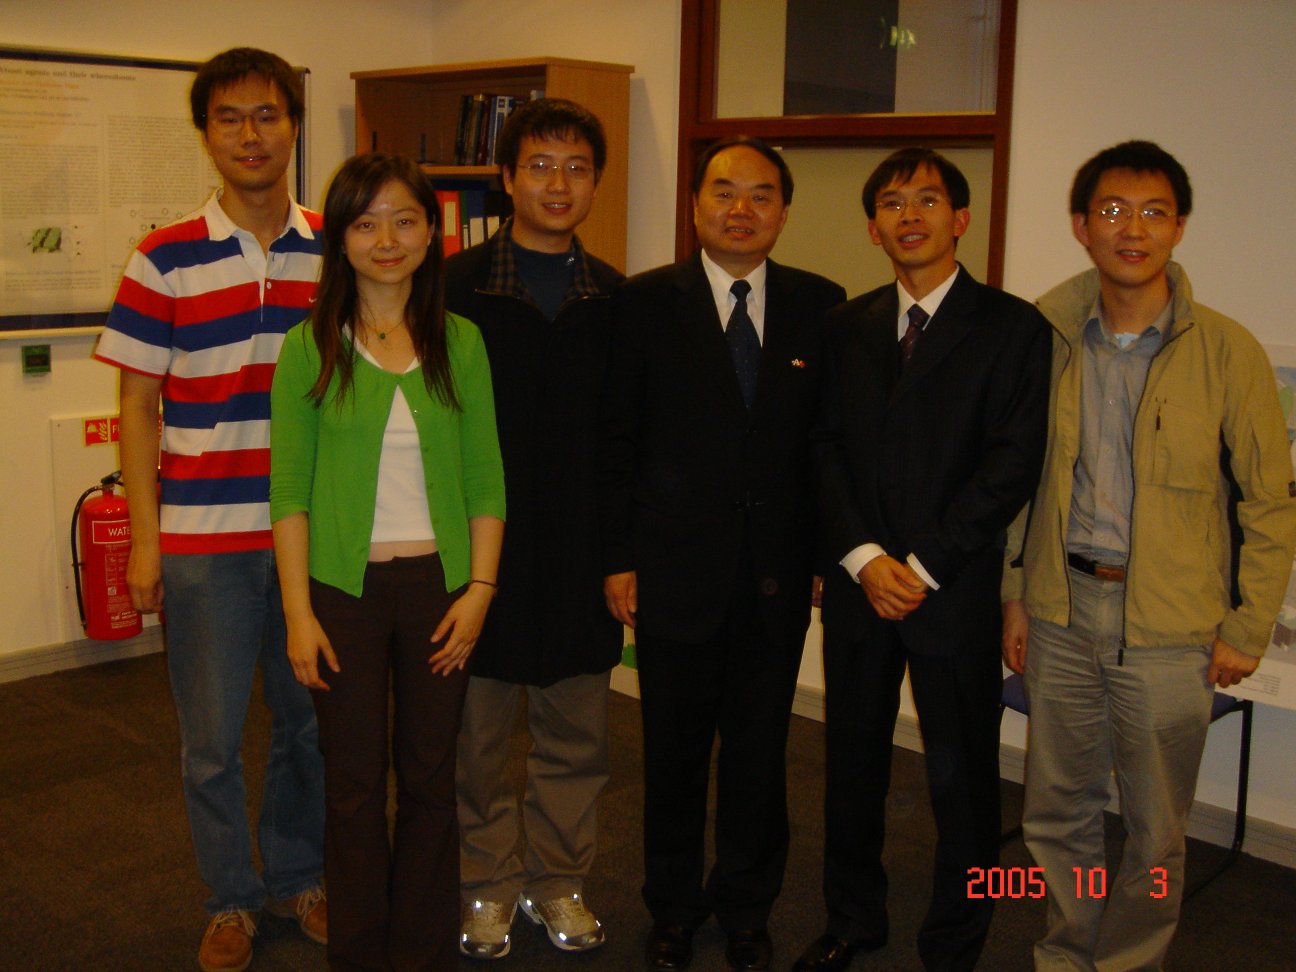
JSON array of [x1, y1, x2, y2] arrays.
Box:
[[892, 266, 980, 402], [672, 255, 748, 415], [753, 261, 797, 416], [856, 286, 901, 403]]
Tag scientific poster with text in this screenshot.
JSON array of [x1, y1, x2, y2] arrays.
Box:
[[0, 53, 219, 328]]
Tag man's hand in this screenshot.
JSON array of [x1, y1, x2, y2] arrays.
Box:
[[1001, 598, 1030, 674], [1208, 637, 1260, 688], [604, 571, 637, 628], [858, 556, 927, 620], [126, 543, 165, 613]]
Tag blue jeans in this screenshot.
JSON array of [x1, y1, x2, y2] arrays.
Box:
[[162, 549, 324, 914]]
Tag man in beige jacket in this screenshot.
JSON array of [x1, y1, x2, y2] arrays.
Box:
[[1002, 140, 1296, 972]]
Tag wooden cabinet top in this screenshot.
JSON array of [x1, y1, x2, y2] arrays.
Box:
[[352, 57, 634, 83]]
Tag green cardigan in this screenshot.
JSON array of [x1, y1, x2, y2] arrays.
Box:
[[269, 314, 505, 597]]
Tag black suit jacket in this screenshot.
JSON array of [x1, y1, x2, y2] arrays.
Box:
[[815, 266, 1051, 654], [600, 253, 846, 646]]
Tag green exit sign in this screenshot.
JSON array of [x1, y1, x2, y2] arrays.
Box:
[[22, 345, 51, 375]]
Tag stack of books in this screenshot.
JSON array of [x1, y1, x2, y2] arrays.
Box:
[[453, 93, 520, 166]]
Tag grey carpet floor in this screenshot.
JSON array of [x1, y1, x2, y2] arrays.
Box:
[[1, 653, 1291, 971]]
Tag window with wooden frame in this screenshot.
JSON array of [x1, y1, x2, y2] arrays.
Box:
[[676, 0, 1018, 289]]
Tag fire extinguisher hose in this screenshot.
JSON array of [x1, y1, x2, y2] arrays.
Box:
[[71, 470, 125, 631]]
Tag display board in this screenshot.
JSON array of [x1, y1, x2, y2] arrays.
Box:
[[0, 47, 307, 336]]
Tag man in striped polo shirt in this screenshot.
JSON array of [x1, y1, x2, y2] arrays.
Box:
[[95, 48, 325, 972]]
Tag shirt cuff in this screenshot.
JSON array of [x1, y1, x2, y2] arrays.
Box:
[[906, 553, 939, 591], [841, 543, 885, 584]]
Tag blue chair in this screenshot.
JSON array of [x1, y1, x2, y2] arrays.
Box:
[[999, 672, 1253, 900]]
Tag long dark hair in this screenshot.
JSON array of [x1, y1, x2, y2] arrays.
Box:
[[308, 153, 459, 410]]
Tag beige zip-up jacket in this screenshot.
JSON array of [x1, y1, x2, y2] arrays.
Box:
[[1002, 263, 1296, 656]]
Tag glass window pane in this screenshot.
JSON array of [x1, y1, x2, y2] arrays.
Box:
[[716, 0, 1001, 119]]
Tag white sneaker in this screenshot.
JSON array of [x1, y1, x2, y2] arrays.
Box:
[[518, 891, 606, 952], [460, 898, 517, 959]]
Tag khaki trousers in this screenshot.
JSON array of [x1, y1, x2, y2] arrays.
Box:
[[456, 669, 611, 904], [1024, 567, 1213, 972]]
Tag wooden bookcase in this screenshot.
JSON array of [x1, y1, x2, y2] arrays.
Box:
[[352, 57, 634, 271]]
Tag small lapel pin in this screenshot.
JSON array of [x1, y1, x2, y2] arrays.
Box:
[[790, 358, 806, 369]]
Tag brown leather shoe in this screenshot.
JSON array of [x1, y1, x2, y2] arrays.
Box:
[[266, 885, 327, 944], [198, 910, 256, 972]]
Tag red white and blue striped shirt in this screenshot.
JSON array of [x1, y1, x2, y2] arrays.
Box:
[[95, 191, 322, 555]]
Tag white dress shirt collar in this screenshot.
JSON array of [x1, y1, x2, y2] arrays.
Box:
[[895, 265, 960, 340], [701, 249, 769, 344]]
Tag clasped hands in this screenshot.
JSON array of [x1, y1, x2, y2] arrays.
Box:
[[859, 554, 927, 620]]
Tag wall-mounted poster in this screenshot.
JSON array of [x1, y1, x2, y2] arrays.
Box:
[[0, 47, 307, 336]]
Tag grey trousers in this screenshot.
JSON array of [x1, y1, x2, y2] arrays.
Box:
[[1023, 567, 1212, 972], [456, 669, 611, 904]]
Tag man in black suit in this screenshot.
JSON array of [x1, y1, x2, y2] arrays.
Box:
[[600, 136, 845, 972], [794, 148, 1050, 972]]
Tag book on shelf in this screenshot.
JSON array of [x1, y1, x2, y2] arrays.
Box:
[[460, 189, 486, 247], [428, 179, 513, 252], [454, 92, 521, 165], [455, 93, 489, 166], [436, 190, 461, 256], [484, 95, 517, 166], [452, 96, 473, 167]]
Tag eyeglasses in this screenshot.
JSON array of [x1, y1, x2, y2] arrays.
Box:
[[208, 107, 288, 135], [1093, 203, 1177, 226], [518, 160, 594, 181], [876, 192, 948, 214]]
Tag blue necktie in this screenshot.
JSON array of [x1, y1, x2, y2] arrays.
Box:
[[726, 279, 760, 408]]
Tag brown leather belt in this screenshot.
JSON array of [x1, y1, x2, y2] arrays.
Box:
[[1067, 552, 1127, 582]]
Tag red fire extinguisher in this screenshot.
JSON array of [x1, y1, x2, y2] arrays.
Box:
[[71, 471, 142, 641]]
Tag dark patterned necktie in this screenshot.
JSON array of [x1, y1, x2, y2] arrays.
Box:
[[726, 278, 760, 408], [900, 303, 929, 365]]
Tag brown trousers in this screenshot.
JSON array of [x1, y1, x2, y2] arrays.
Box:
[[311, 554, 468, 972]]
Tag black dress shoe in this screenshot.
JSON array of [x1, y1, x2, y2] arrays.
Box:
[[646, 923, 694, 970], [725, 928, 772, 970], [791, 932, 886, 971]]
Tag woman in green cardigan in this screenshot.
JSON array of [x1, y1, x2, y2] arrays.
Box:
[[270, 152, 505, 971]]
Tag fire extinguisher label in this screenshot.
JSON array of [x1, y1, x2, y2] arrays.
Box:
[[83, 417, 122, 446], [90, 519, 132, 544]]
